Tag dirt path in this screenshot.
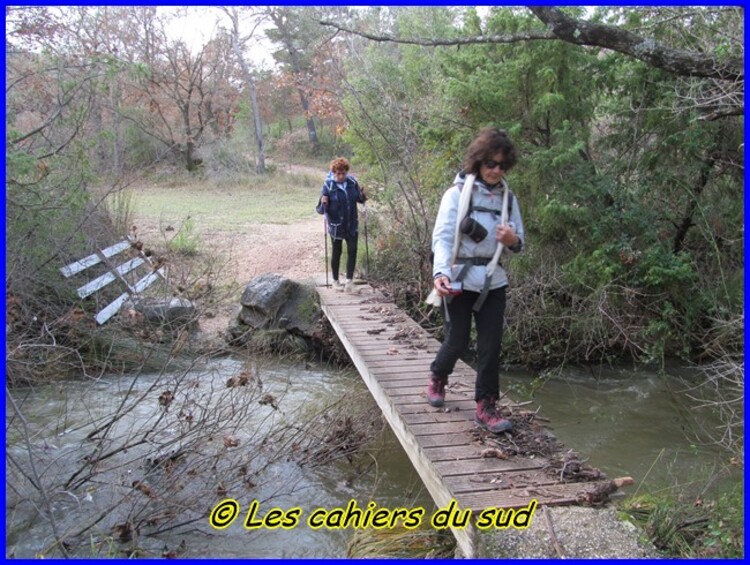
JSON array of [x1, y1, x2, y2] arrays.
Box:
[[219, 163, 327, 284], [219, 215, 325, 285], [132, 163, 333, 337], [197, 164, 328, 334]]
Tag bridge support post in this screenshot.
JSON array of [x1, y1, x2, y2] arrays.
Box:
[[452, 523, 480, 558]]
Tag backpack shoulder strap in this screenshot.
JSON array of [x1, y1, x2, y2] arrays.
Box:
[[468, 188, 513, 218]]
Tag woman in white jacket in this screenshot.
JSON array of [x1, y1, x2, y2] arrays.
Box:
[[426, 127, 525, 434]]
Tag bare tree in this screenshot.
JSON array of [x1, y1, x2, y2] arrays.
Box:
[[266, 7, 321, 153], [220, 6, 266, 174]]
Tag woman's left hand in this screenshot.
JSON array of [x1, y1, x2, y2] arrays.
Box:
[[496, 224, 519, 247]]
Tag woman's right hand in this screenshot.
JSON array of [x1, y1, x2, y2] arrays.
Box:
[[434, 275, 452, 297]]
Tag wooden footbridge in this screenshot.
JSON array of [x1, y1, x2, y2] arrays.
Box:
[[317, 281, 631, 557]]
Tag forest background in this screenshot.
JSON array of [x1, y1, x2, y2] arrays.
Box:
[[7, 3, 743, 403], [4, 5, 744, 557]]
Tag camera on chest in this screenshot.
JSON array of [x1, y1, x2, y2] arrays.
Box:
[[460, 216, 488, 243]]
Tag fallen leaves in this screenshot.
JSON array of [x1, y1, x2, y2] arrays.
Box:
[[480, 447, 508, 459]]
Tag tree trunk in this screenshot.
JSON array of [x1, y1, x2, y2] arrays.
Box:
[[227, 10, 265, 174], [673, 154, 715, 254], [288, 50, 318, 153], [246, 78, 266, 173], [185, 140, 196, 171], [298, 89, 319, 153], [110, 80, 122, 177]]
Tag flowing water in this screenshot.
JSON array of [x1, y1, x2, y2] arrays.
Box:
[[502, 366, 739, 494], [5, 357, 738, 558]]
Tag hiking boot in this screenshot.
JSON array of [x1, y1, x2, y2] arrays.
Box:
[[426, 373, 448, 407], [333, 279, 345, 292], [344, 279, 355, 293], [475, 398, 512, 433]]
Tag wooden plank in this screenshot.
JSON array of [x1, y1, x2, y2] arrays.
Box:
[[397, 399, 477, 414], [95, 293, 130, 325], [446, 469, 564, 494], [384, 384, 475, 398], [359, 356, 435, 365], [416, 432, 478, 448], [59, 239, 131, 277], [459, 481, 612, 512], [410, 420, 476, 436], [402, 410, 469, 425], [384, 386, 435, 398], [353, 364, 439, 377], [420, 444, 537, 462], [374, 371, 436, 382], [95, 268, 164, 325], [132, 268, 164, 293], [379, 383, 427, 394], [76, 257, 145, 298], [435, 458, 544, 477]]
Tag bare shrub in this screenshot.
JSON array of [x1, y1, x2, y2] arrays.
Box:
[[292, 389, 386, 467], [678, 315, 744, 459], [6, 353, 319, 558]]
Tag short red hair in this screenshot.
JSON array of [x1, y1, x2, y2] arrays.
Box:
[[330, 157, 350, 173]]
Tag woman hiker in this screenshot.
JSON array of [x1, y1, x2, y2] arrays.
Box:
[[426, 127, 525, 434], [317, 158, 367, 292]]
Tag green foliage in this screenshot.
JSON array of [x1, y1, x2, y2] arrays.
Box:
[[167, 216, 201, 256], [6, 148, 94, 284], [621, 483, 744, 557], [104, 189, 136, 236], [338, 6, 743, 366]]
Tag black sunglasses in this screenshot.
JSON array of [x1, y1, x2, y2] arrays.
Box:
[[482, 159, 510, 171]]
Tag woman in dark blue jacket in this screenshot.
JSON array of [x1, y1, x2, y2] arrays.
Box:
[[317, 158, 366, 291]]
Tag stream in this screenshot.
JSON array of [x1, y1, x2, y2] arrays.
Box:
[[5, 356, 739, 558]]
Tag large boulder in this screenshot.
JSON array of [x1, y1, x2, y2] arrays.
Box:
[[232, 273, 322, 350]]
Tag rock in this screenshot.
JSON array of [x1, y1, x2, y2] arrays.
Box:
[[125, 297, 197, 330], [233, 273, 322, 351], [238, 273, 320, 334]]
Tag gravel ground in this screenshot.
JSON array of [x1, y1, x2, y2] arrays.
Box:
[[480, 505, 658, 558]]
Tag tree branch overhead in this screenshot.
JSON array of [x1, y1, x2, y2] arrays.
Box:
[[529, 7, 742, 82], [322, 7, 743, 82]]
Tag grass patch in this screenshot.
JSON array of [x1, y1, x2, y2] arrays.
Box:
[[128, 169, 323, 232], [167, 216, 201, 255], [347, 523, 455, 558], [620, 481, 744, 558]]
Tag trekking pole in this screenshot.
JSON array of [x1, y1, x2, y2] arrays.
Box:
[[363, 203, 370, 280], [323, 206, 330, 287]]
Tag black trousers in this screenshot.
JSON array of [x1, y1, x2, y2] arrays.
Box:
[[429, 286, 507, 402], [331, 235, 358, 281]]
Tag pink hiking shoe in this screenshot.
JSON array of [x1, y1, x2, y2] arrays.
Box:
[[426, 374, 448, 407], [475, 397, 512, 433]]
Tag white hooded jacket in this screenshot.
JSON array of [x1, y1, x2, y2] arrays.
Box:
[[432, 172, 525, 292]]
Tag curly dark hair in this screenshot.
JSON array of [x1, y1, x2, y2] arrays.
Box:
[[463, 127, 518, 175]]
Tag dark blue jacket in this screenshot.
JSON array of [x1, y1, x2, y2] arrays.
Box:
[[316, 176, 366, 240]]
